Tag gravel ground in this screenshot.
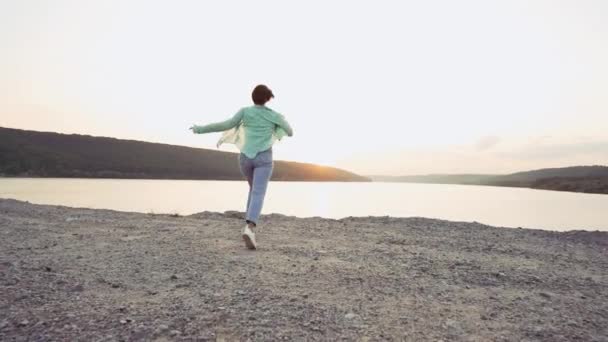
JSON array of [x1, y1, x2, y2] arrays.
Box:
[[1, 198, 607, 341]]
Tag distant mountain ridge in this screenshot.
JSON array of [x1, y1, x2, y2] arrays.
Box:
[[371, 166, 608, 194], [0, 127, 370, 182], [488, 166, 608, 183]]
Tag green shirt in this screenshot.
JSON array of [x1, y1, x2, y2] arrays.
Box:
[[192, 105, 293, 158]]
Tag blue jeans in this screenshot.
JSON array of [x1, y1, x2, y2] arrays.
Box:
[[239, 148, 273, 225]]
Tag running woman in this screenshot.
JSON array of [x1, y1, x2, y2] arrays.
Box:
[[190, 84, 293, 249]]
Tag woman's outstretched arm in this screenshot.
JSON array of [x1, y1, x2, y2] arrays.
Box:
[[190, 108, 245, 134]]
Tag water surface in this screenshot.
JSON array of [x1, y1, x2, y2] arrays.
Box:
[[1, 178, 607, 231]]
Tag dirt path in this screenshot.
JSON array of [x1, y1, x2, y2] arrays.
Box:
[[1, 199, 607, 341]]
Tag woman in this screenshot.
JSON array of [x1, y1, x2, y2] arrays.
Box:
[[189, 85, 293, 250]]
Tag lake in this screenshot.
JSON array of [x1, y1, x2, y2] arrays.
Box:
[[1, 178, 607, 231]]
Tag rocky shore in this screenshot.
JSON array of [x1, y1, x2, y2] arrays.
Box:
[[1, 199, 607, 341]]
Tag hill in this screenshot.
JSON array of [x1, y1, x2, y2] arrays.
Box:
[[371, 166, 608, 194], [0, 127, 370, 182]]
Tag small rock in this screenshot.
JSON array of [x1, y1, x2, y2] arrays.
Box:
[[170, 330, 182, 336], [15, 294, 28, 301], [170, 275, 179, 280], [71, 284, 84, 292], [18, 320, 29, 327], [344, 313, 359, 320], [44, 266, 52, 272], [120, 319, 128, 324], [446, 319, 464, 335], [157, 324, 169, 331], [446, 319, 458, 327], [539, 292, 551, 299]]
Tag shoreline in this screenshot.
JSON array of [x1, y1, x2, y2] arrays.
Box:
[[1, 199, 607, 340], [0, 176, 370, 183], [0, 194, 606, 233]]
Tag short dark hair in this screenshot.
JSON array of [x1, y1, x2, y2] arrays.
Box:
[[251, 84, 274, 105]]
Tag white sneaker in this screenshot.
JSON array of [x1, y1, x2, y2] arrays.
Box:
[[242, 225, 257, 250]]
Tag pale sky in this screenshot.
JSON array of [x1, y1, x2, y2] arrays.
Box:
[[1, 0, 607, 175]]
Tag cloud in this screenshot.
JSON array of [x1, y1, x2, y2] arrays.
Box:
[[475, 136, 501, 151], [498, 137, 608, 161]]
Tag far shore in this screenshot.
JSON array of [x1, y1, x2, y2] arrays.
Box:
[[1, 199, 606, 340], [2, 175, 608, 195]]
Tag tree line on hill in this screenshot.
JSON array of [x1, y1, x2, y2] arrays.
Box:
[[0, 127, 370, 182]]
